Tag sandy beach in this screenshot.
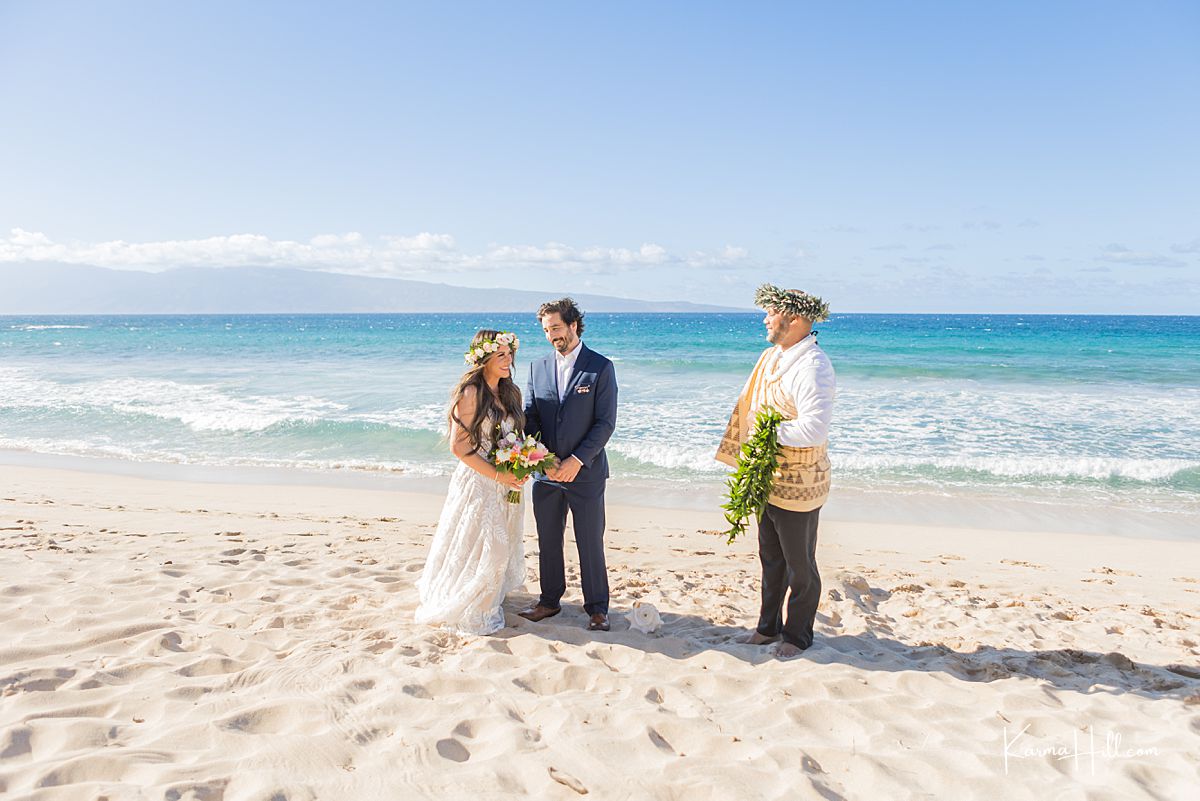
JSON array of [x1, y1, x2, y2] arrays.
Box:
[[1, 463, 1198, 800]]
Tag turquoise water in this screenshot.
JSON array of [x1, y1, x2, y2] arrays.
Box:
[[2, 313, 1198, 520]]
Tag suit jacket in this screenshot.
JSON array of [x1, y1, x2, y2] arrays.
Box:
[[524, 342, 617, 484]]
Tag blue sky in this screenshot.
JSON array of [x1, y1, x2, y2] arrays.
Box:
[[1, 1, 1197, 312]]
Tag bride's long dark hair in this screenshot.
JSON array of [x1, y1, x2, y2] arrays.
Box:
[[447, 329, 525, 451]]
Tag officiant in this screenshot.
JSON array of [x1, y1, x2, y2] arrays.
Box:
[[716, 285, 836, 658]]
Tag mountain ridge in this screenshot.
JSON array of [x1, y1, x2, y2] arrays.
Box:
[[0, 263, 746, 314]]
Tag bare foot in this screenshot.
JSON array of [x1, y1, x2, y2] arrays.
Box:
[[775, 642, 807, 659], [735, 630, 780, 645]]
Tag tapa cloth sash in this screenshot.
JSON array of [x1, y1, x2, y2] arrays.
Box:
[[715, 346, 831, 512]]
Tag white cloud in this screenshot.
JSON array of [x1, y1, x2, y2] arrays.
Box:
[[683, 245, 749, 268], [480, 242, 685, 272], [310, 232, 364, 247], [9, 228, 53, 246], [962, 220, 1002, 231], [380, 233, 456, 251], [0, 228, 751, 276], [1097, 243, 1186, 268]]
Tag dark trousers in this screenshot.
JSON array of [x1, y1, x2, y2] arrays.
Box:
[[756, 503, 822, 649], [532, 479, 609, 615]]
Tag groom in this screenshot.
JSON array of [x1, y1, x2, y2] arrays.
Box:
[[519, 297, 618, 632]]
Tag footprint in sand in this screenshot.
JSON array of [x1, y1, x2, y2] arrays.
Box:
[[219, 702, 316, 736], [175, 656, 245, 677], [158, 632, 188, 652], [161, 779, 232, 800], [1001, 559, 1045, 569], [647, 727, 676, 754], [549, 767, 588, 795], [1, 726, 33, 759], [435, 738, 470, 762], [365, 638, 394, 655], [1, 667, 76, 693]]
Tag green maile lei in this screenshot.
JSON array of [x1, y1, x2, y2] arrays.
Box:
[[720, 406, 784, 544]]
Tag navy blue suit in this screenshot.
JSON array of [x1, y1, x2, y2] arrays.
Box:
[[524, 342, 617, 615]]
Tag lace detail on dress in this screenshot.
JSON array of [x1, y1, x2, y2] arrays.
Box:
[[415, 414, 526, 635]]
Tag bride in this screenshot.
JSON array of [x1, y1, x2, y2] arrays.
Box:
[[415, 329, 528, 635]]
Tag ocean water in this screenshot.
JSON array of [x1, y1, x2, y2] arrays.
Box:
[[2, 313, 1198, 530]]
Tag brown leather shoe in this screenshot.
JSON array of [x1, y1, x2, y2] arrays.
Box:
[[587, 613, 610, 632], [517, 604, 561, 622]]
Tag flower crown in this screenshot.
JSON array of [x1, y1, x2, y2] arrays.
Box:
[[754, 283, 831, 322], [464, 331, 519, 366]]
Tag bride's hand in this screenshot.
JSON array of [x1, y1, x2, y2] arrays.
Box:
[[495, 472, 526, 491]]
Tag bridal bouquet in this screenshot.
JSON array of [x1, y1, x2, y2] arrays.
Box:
[[492, 431, 558, 503]]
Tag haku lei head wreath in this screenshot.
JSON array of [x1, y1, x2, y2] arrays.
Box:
[[754, 284, 831, 322], [464, 331, 519, 366]]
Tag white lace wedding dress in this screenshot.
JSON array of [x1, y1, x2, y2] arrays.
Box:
[[415, 414, 526, 635]]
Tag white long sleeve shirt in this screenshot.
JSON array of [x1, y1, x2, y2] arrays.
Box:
[[555, 340, 583, 401], [772, 335, 836, 448]]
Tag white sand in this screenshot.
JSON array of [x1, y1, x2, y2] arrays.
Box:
[[1, 464, 1198, 800]]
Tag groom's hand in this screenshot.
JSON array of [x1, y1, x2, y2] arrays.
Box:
[[555, 455, 583, 483]]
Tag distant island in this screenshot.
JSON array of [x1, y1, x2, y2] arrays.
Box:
[[0, 263, 745, 314]]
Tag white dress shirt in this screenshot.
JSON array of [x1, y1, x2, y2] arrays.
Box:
[[555, 340, 583, 401], [774, 334, 836, 448]]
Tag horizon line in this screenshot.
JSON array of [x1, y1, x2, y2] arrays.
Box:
[[3, 311, 1198, 319]]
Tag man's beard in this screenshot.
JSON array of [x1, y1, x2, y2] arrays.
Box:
[[766, 321, 788, 344], [553, 337, 573, 352]]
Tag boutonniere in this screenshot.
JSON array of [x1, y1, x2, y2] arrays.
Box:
[[575, 385, 591, 394]]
